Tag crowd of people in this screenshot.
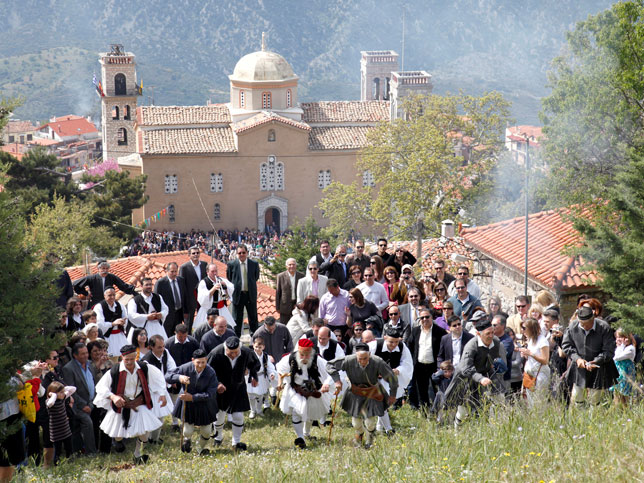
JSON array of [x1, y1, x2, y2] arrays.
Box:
[[0, 237, 638, 478], [122, 229, 281, 264]]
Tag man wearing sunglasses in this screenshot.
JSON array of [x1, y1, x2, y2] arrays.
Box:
[[347, 240, 371, 273], [507, 295, 530, 335], [319, 245, 349, 287], [430, 259, 455, 287], [437, 315, 474, 367], [447, 266, 481, 299], [447, 280, 483, 320]]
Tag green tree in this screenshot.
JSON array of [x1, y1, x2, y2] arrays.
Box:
[[26, 195, 122, 266], [574, 149, 644, 332], [540, 1, 644, 207], [264, 216, 336, 280], [80, 169, 148, 242], [0, 174, 59, 431], [318, 92, 511, 239]]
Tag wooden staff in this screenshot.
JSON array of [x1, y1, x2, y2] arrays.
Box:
[[179, 382, 188, 450], [274, 372, 290, 409], [327, 389, 340, 445]]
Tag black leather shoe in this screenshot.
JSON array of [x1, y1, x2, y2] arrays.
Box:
[[181, 439, 192, 453], [133, 455, 149, 465], [294, 437, 306, 449], [213, 439, 222, 447], [234, 442, 247, 451], [199, 448, 211, 456], [113, 440, 126, 453]]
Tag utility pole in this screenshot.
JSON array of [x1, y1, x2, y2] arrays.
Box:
[[523, 136, 530, 297]]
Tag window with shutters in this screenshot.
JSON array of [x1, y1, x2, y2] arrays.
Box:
[[362, 170, 375, 187], [210, 173, 223, 192], [262, 92, 272, 109], [286, 89, 292, 108], [239, 90, 245, 108], [214, 203, 221, 220], [260, 156, 284, 191], [168, 204, 175, 223], [164, 174, 178, 194], [318, 170, 331, 189]]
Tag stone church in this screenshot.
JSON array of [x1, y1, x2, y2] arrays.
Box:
[[99, 42, 431, 232]]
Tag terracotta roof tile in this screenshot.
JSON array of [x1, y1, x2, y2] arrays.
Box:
[[460, 207, 597, 291], [301, 101, 390, 123], [138, 105, 231, 126], [5, 120, 36, 133], [232, 111, 310, 134], [38, 116, 98, 137], [308, 126, 373, 150], [139, 127, 236, 154]]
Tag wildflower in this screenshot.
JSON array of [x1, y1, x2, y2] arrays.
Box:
[[517, 426, 523, 432]]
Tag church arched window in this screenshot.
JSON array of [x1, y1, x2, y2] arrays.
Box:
[[164, 174, 178, 194], [117, 128, 128, 145], [114, 73, 126, 95], [262, 92, 272, 109], [112, 106, 119, 120], [210, 173, 223, 192], [260, 156, 284, 191], [214, 203, 221, 220], [372, 78, 380, 100], [268, 129, 276, 142], [318, 170, 331, 189], [286, 89, 292, 108], [124, 105, 131, 120], [362, 170, 375, 187], [168, 204, 175, 223]]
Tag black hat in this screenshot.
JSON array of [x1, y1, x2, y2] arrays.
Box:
[[120, 344, 137, 355], [474, 317, 492, 332], [224, 337, 240, 349], [384, 326, 402, 339], [578, 306, 594, 321], [192, 348, 207, 359], [354, 342, 370, 353]]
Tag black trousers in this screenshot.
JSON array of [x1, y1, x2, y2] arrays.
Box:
[[233, 291, 258, 336], [411, 362, 438, 409], [164, 308, 185, 336]]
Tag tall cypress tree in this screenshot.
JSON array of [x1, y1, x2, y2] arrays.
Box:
[[574, 150, 644, 331]]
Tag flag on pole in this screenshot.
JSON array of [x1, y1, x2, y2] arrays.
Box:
[[93, 73, 105, 97], [137, 79, 143, 96]]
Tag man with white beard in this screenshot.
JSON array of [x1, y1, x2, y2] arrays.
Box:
[[275, 338, 333, 449], [326, 343, 397, 449]]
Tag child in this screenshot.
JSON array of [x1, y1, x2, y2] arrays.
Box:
[[431, 361, 454, 413], [46, 381, 76, 464], [247, 335, 276, 419], [611, 328, 636, 407]]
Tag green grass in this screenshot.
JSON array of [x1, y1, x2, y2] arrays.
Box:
[[14, 399, 644, 482]]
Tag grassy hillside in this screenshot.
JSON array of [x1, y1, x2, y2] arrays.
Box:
[[15, 400, 644, 482]]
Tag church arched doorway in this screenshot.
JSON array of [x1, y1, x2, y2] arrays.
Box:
[[264, 207, 280, 233], [257, 194, 288, 234]]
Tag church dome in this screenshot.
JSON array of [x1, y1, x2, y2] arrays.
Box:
[[231, 50, 297, 82]]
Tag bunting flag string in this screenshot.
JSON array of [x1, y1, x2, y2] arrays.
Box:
[[136, 205, 173, 227]]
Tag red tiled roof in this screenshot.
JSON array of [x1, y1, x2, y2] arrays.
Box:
[[308, 126, 373, 150], [67, 250, 278, 321], [460, 207, 597, 291], [0, 144, 26, 160], [137, 105, 231, 126], [5, 120, 36, 133], [29, 138, 62, 146], [506, 125, 544, 144], [301, 101, 390, 123], [232, 111, 310, 134], [38, 116, 98, 137], [139, 127, 236, 154]]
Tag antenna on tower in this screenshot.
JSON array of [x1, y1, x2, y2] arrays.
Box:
[[401, 6, 406, 72]]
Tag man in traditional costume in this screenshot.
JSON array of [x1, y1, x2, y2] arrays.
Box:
[[94, 286, 128, 359], [275, 338, 334, 449], [127, 277, 169, 340], [166, 349, 219, 455], [194, 263, 235, 331], [93, 345, 171, 464], [207, 337, 259, 450], [327, 342, 397, 449]]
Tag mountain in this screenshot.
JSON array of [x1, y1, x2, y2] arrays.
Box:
[[0, 0, 616, 125]]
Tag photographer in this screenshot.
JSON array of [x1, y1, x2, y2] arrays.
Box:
[[391, 265, 425, 305]]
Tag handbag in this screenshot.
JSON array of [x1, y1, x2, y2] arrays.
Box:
[[16, 382, 37, 423], [522, 364, 542, 392]]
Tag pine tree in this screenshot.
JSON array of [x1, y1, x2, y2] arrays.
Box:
[[574, 150, 644, 331]]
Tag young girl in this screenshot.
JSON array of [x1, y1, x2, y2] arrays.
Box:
[[247, 335, 276, 419], [46, 381, 76, 464], [611, 328, 636, 407]]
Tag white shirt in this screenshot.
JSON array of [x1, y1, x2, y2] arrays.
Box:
[[451, 335, 463, 366], [95, 301, 128, 335], [191, 261, 202, 281], [318, 341, 345, 360], [447, 279, 481, 299], [151, 349, 177, 374], [227, 354, 239, 369], [418, 328, 434, 364], [127, 293, 169, 327], [357, 281, 389, 312], [116, 361, 144, 399], [288, 272, 297, 300]]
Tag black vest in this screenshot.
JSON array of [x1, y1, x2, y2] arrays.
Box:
[[203, 277, 220, 306], [109, 360, 149, 395], [288, 352, 322, 390], [99, 300, 123, 322], [312, 337, 339, 362], [257, 352, 269, 377], [133, 294, 162, 314], [142, 350, 168, 374], [374, 339, 403, 368]]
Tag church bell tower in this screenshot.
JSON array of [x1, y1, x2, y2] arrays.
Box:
[[99, 44, 141, 161]]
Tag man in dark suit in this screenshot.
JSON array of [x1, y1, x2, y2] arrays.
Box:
[[319, 244, 349, 287], [155, 262, 188, 336], [73, 260, 136, 308], [179, 246, 208, 333], [226, 244, 260, 337], [384, 305, 411, 344], [275, 258, 304, 324], [406, 307, 447, 410], [62, 343, 97, 454], [437, 314, 475, 366]]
